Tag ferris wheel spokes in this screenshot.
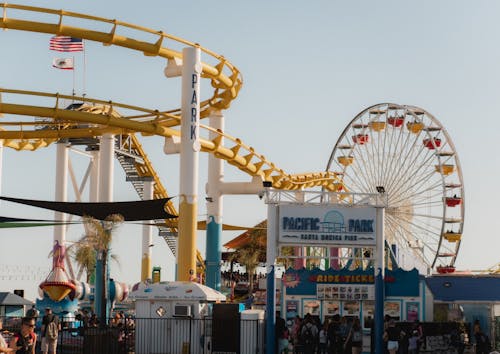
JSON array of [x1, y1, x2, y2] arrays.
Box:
[[327, 103, 464, 272]]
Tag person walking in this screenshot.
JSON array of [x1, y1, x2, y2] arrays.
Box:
[[383, 319, 404, 354], [25, 306, 39, 320], [345, 318, 363, 354], [0, 319, 16, 353], [318, 322, 328, 354], [275, 313, 286, 354], [9, 317, 36, 354], [408, 330, 420, 354], [40, 308, 59, 354], [327, 314, 341, 354], [339, 316, 351, 353], [300, 315, 318, 354]]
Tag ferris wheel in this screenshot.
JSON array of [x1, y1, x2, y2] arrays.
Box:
[[326, 103, 464, 272]]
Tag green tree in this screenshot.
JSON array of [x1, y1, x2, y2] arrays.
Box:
[[230, 221, 266, 294], [68, 215, 122, 283], [81, 214, 123, 324]]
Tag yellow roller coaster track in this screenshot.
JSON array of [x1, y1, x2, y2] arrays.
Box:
[[0, 3, 241, 116], [0, 4, 345, 274], [0, 90, 343, 276], [0, 89, 344, 191]]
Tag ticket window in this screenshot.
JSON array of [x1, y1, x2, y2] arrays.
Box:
[[343, 301, 360, 319], [323, 301, 340, 323], [303, 299, 321, 318], [362, 301, 375, 330]]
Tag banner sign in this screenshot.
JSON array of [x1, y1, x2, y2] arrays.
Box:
[[278, 205, 376, 246], [284, 267, 419, 297]]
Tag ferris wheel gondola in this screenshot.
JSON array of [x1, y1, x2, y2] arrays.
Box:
[[326, 103, 464, 272]]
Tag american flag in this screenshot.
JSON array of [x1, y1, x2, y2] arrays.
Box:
[[49, 36, 84, 52]]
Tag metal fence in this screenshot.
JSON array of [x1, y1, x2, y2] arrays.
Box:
[[1, 316, 265, 354]]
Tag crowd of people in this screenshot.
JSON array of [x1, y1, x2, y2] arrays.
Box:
[[0, 306, 137, 354], [0, 307, 60, 354], [275, 313, 368, 354], [274, 313, 497, 354], [274, 314, 451, 354], [221, 271, 266, 289]]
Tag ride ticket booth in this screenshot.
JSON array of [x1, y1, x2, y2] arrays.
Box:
[[281, 267, 426, 352]]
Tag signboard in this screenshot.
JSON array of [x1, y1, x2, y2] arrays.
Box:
[[286, 300, 299, 319], [278, 205, 376, 246], [317, 284, 374, 301]]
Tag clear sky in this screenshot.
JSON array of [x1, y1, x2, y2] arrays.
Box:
[[1, 0, 499, 301]]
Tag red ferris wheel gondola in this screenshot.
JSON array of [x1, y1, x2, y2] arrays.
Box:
[[436, 265, 456, 274], [423, 137, 441, 149], [445, 196, 462, 207], [352, 134, 369, 145], [388, 116, 404, 127]]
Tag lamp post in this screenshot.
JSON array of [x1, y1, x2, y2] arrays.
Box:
[[374, 189, 386, 354]]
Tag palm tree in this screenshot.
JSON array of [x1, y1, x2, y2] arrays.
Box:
[[68, 216, 122, 283], [80, 214, 123, 325], [230, 221, 266, 294], [82, 214, 123, 253], [277, 246, 295, 270]]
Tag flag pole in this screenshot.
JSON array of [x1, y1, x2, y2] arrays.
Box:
[[83, 40, 86, 98], [72, 55, 76, 101]]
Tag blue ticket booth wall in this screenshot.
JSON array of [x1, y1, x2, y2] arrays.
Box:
[[281, 266, 425, 351]]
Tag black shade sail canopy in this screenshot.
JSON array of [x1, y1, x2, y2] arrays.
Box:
[[0, 196, 177, 221]]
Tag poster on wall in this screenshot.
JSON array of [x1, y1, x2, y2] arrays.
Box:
[[343, 301, 360, 317], [385, 301, 401, 320], [286, 300, 299, 319], [324, 301, 340, 316], [406, 302, 419, 322], [303, 299, 321, 316], [253, 289, 281, 305]]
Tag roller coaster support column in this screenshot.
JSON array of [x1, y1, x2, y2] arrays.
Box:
[[265, 199, 277, 354], [374, 206, 385, 354], [54, 141, 68, 245], [98, 134, 114, 202], [141, 180, 154, 281], [89, 147, 100, 203], [95, 133, 115, 324], [0, 141, 3, 197], [206, 110, 224, 290], [177, 47, 201, 282]]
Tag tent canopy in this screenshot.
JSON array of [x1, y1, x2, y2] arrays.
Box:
[[129, 281, 226, 302], [0, 196, 177, 221]]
